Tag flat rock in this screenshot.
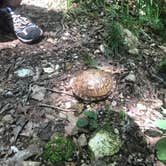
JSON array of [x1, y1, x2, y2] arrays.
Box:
[[88, 128, 122, 159], [128, 48, 139, 55], [125, 72, 136, 82], [14, 68, 34, 78], [77, 134, 87, 147], [31, 85, 46, 101], [17, 161, 41, 166]]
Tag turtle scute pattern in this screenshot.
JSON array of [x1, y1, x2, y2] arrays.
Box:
[[71, 69, 113, 101]]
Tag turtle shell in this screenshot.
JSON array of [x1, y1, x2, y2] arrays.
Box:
[[71, 69, 113, 101]]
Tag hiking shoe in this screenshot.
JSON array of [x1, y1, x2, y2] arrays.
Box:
[[0, 7, 43, 43]]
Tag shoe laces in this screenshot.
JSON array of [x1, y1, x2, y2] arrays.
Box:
[[6, 7, 32, 32]]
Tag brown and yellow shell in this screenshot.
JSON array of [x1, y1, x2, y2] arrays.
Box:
[[70, 69, 113, 101]]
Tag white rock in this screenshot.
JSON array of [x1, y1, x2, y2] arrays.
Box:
[[11, 146, 19, 153], [55, 64, 60, 70], [125, 72, 136, 82], [128, 48, 139, 55], [15, 68, 34, 78], [99, 44, 105, 53], [43, 67, 54, 73]]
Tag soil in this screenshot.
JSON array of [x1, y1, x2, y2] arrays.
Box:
[[0, 1, 166, 166]]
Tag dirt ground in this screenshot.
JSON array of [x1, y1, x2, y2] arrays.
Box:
[[0, 1, 166, 166]]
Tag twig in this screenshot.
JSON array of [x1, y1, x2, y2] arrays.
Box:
[[38, 103, 74, 112], [14, 119, 29, 143], [46, 88, 74, 97]]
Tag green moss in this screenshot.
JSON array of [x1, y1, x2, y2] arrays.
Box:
[[43, 135, 76, 164]]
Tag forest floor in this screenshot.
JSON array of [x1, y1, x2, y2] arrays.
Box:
[[0, 1, 166, 166]]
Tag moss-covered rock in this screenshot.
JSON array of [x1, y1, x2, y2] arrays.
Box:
[[88, 128, 122, 159], [42, 134, 76, 164]]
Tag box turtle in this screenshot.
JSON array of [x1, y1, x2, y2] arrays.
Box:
[[70, 69, 113, 101]]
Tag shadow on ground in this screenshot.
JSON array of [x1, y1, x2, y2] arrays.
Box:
[[0, 3, 163, 166]]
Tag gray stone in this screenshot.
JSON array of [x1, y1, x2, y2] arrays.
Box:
[[125, 72, 136, 82], [128, 48, 139, 55], [78, 134, 87, 147], [31, 85, 46, 101], [91, 160, 107, 166], [2, 114, 14, 124], [7, 144, 42, 163], [159, 45, 166, 54], [17, 161, 41, 166], [81, 164, 88, 166], [122, 28, 140, 50], [5, 91, 14, 97]]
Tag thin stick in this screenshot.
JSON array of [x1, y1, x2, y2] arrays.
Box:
[[38, 103, 74, 112], [46, 88, 74, 97]]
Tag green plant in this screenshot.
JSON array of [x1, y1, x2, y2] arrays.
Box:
[[155, 137, 166, 163], [159, 57, 166, 72], [155, 119, 166, 163], [156, 119, 166, 130], [138, 0, 163, 30], [119, 110, 126, 120], [105, 20, 124, 54], [43, 135, 76, 164], [67, 0, 73, 9], [83, 54, 100, 68], [77, 111, 98, 130]]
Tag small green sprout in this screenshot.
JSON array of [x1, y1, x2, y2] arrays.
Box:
[[77, 111, 98, 130]]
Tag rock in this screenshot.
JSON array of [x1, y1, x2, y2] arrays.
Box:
[[7, 144, 41, 163], [17, 161, 41, 166], [47, 38, 55, 44], [62, 31, 71, 40], [88, 128, 122, 159], [159, 45, 166, 54], [161, 107, 166, 115], [125, 72, 136, 82], [37, 122, 52, 141], [91, 160, 107, 166], [43, 66, 54, 74], [94, 49, 100, 54], [122, 28, 140, 50], [55, 64, 60, 71], [128, 48, 139, 55], [2, 114, 14, 124], [81, 164, 88, 166], [14, 68, 34, 78], [31, 85, 46, 101], [114, 128, 119, 135], [4, 91, 14, 97], [111, 100, 117, 107], [11, 146, 19, 153], [99, 44, 105, 53], [78, 134, 87, 147]]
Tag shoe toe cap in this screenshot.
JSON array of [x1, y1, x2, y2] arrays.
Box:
[[16, 25, 43, 43]]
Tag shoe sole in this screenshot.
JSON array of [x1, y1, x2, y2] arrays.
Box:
[[16, 30, 43, 43]]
